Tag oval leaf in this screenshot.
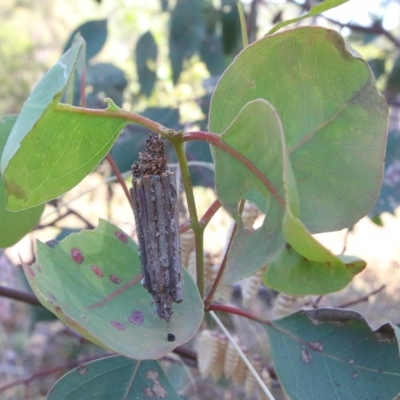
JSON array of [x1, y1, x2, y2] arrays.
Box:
[[1, 38, 129, 211], [209, 27, 388, 234], [265, 309, 400, 400], [214, 99, 365, 288], [63, 20, 108, 61], [1, 38, 84, 173], [136, 31, 158, 97], [213, 99, 286, 282], [24, 219, 204, 360], [0, 115, 44, 247], [264, 248, 366, 295], [48, 356, 181, 400]]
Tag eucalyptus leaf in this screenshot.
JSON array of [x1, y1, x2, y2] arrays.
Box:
[[0, 115, 44, 247], [135, 31, 158, 96], [265, 309, 400, 400], [1, 38, 129, 211], [24, 219, 204, 360], [215, 99, 366, 290], [264, 247, 366, 295], [210, 27, 387, 234], [63, 20, 108, 61], [48, 356, 182, 400]]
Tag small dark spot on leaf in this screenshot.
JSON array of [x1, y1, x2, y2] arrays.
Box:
[[111, 321, 125, 330], [128, 310, 144, 325], [115, 230, 128, 243], [71, 248, 84, 264], [351, 371, 358, 379], [78, 366, 87, 375], [54, 306, 62, 314], [109, 274, 121, 284], [301, 349, 311, 363], [34, 264, 42, 273], [167, 333, 175, 342], [91, 265, 104, 277], [46, 239, 58, 248]]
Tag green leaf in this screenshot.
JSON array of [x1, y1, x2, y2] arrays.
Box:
[[213, 99, 286, 282], [209, 27, 388, 234], [86, 63, 127, 108], [268, 0, 350, 35], [169, 0, 205, 83], [24, 219, 204, 360], [200, 34, 225, 76], [63, 20, 108, 61], [221, 0, 241, 55], [48, 356, 182, 400], [371, 130, 400, 216], [386, 55, 400, 96], [0, 115, 44, 247], [264, 248, 365, 295], [265, 309, 400, 400], [135, 31, 158, 97], [1, 38, 129, 211], [215, 99, 365, 290], [368, 58, 386, 80]]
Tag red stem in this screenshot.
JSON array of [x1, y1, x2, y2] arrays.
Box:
[[199, 199, 221, 228], [0, 286, 42, 307], [105, 153, 133, 211], [204, 223, 237, 307], [0, 354, 110, 393], [179, 220, 192, 233], [207, 302, 269, 325], [184, 131, 285, 207]]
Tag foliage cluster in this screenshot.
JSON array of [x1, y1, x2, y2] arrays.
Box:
[[0, 1, 399, 399]]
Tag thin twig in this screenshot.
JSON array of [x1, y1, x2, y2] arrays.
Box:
[[199, 199, 221, 229], [285, 0, 400, 47], [106, 153, 133, 212], [210, 311, 276, 400], [204, 200, 244, 307], [174, 345, 197, 365], [337, 285, 386, 309], [203, 224, 237, 307], [0, 286, 42, 307], [36, 207, 95, 230], [0, 354, 110, 393], [340, 227, 352, 255]]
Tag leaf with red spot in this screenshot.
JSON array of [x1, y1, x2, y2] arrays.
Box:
[[24, 219, 203, 360]]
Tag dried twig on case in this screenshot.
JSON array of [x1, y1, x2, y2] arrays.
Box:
[[131, 135, 183, 322]]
